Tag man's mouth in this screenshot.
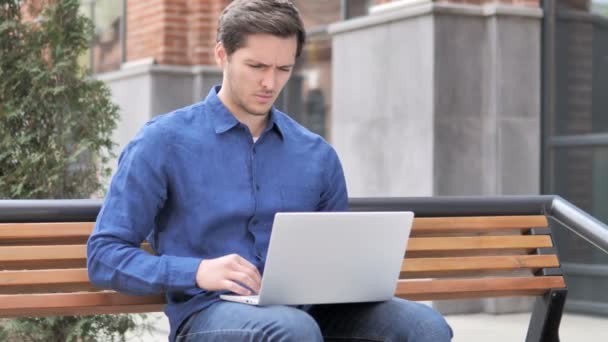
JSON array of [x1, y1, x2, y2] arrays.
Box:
[[254, 94, 273, 103]]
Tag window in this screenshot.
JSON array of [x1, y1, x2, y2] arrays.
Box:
[[79, 0, 125, 74], [280, 1, 373, 138], [543, 0, 608, 314], [592, 0, 608, 16]]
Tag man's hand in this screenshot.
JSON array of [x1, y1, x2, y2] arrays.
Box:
[[196, 254, 262, 295]]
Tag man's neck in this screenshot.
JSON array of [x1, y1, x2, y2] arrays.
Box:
[[217, 89, 269, 138], [236, 112, 268, 139]]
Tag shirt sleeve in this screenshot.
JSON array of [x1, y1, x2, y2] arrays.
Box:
[[318, 146, 349, 212], [87, 122, 202, 296]]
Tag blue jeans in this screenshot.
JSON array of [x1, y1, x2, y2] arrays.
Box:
[[176, 298, 453, 341]]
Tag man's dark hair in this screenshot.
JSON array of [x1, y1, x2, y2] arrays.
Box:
[[217, 0, 306, 57]]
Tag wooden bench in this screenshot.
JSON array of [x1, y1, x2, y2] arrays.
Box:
[[0, 198, 570, 341]]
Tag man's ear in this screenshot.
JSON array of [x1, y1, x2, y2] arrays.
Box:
[[215, 42, 227, 68]]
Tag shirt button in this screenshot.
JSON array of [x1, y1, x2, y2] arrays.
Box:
[[252, 148, 256, 154], [256, 184, 260, 191]]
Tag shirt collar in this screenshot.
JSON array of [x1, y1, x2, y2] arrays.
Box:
[[206, 86, 285, 140]]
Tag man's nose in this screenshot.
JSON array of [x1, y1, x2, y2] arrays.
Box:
[[260, 69, 276, 91]]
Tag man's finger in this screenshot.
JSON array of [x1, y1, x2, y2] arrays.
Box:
[[228, 271, 261, 294], [235, 263, 262, 288], [234, 255, 262, 278], [222, 279, 252, 296], [227, 255, 262, 282]]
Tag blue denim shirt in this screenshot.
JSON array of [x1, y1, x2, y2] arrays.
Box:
[[87, 86, 349, 341]]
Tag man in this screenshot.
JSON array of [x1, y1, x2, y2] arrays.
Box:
[[87, 0, 452, 341]]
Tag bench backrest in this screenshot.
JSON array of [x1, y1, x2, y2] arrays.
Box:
[[397, 215, 565, 300], [0, 215, 566, 317]]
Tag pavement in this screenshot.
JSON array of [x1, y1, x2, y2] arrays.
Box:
[[128, 311, 608, 341], [446, 312, 607, 342]]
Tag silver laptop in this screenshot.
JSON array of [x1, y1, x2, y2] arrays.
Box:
[[220, 211, 414, 306]]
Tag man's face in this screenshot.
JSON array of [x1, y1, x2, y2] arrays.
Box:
[[216, 33, 297, 117]]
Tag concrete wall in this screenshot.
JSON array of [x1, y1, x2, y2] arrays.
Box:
[[433, 13, 489, 196], [494, 15, 542, 195], [330, 1, 543, 314], [331, 2, 542, 199], [330, 14, 435, 197], [433, 10, 542, 197]]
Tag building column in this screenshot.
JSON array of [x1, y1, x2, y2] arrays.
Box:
[[329, 0, 543, 314]]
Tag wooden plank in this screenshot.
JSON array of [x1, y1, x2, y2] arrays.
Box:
[[0, 245, 86, 269], [401, 255, 560, 278], [395, 276, 566, 301], [0, 269, 97, 294], [402, 255, 560, 273], [407, 235, 553, 253], [1, 238, 552, 270], [412, 216, 548, 233], [0, 222, 94, 244], [0, 244, 154, 269], [0, 245, 85, 261], [0, 216, 549, 242], [0, 292, 165, 318], [0, 304, 165, 318], [404, 249, 536, 259]]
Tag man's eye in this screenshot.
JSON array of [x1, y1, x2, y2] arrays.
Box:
[[250, 65, 263, 69], [279, 68, 291, 72]]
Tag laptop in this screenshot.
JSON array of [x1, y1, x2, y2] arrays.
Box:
[[220, 211, 414, 306]]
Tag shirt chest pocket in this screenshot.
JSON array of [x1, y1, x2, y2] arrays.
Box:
[[280, 183, 320, 212]]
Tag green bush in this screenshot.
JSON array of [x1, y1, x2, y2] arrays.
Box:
[[0, 0, 143, 340], [0, 315, 147, 342], [0, 0, 117, 198]]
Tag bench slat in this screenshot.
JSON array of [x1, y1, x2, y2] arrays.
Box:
[[0, 245, 86, 269], [0, 216, 548, 244], [0, 237, 553, 269], [407, 235, 553, 252], [396, 276, 566, 301], [0, 292, 165, 318], [0, 269, 96, 294], [401, 255, 560, 278], [0, 244, 153, 270], [0, 223, 94, 244], [412, 216, 547, 233]]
